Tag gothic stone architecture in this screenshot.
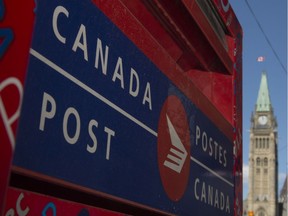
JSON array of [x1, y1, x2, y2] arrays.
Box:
[[247, 72, 278, 216]]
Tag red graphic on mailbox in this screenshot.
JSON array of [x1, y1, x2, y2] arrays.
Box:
[[157, 95, 191, 201]]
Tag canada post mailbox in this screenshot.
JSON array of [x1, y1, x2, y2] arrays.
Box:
[[11, 0, 242, 215]]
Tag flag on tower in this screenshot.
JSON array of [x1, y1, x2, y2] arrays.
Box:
[[257, 56, 265, 62]]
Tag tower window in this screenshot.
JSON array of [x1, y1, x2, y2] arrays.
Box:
[[261, 138, 264, 148], [266, 138, 269, 148], [256, 138, 258, 148], [256, 157, 261, 166], [258, 211, 266, 216], [264, 158, 268, 166]]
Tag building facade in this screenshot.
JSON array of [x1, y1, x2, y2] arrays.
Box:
[[279, 176, 287, 216], [247, 72, 278, 216]]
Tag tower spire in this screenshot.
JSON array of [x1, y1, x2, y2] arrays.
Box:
[[256, 72, 271, 111]]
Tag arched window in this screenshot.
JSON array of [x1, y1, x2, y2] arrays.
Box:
[[258, 211, 266, 216], [256, 157, 261, 166], [257, 208, 267, 216], [259, 138, 262, 148], [256, 138, 258, 148], [266, 138, 269, 148], [264, 158, 268, 166]]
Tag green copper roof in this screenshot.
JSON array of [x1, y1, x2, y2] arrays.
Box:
[[256, 72, 271, 111]]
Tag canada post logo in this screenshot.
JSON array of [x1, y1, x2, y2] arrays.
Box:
[[157, 95, 190, 201]]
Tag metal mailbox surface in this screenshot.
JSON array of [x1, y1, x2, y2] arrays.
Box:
[[12, 0, 242, 215]]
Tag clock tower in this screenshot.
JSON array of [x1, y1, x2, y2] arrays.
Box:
[[247, 72, 278, 216]]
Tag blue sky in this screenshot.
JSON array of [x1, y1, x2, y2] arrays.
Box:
[[230, 0, 287, 199]]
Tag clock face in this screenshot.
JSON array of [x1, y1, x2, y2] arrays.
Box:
[[258, 115, 268, 125]]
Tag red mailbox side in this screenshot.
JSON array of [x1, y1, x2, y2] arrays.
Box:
[[0, 1, 35, 214]]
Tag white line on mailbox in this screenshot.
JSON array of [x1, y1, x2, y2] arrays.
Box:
[[190, 156, 234, 187], [30, 48, 158, 137]]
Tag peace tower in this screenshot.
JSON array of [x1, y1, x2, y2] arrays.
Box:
[[247, 72, 278, 216]]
